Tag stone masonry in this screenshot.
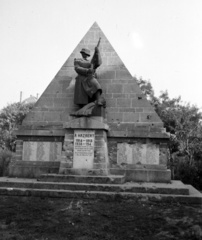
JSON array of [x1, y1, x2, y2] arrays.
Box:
[[10, 22, 170, 182]]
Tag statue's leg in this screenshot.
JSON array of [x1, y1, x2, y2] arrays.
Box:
[[95, 90, 102, 105]]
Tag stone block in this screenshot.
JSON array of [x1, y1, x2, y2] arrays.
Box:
[[105, 98, 117, 107], [95, 139, 105, 147], [9, 161, 60, 178], [84, 31, 95, 40], [24, 111, 45, 122], [107, 84, 123, 94], [53, 98, 70, 108], [124, 84, 142, 94], [113, 94, 129, 99], [107, 112, 123, 122], [63, 142, 74, 151], [64, 117, 109, 130], [16, 149, 23, 155], [16, 145, 23, 150], [100, 43, 113, 52], [140, 112, 162, 123], [93, 163, 108, 169], [99, 70, 115, 79], [93, 131, 103, 137], [106, 107, 119, 113], [123, 113, 140, 123], [132, 98, 152, 108], [64, 133, 74, 140], [135, 108, 144, 112], [116, 69, 132, 80], [61, 150, 73, 157], [143, 107, 155, 112], [112, 79, 134, 84], [16, 140, 23, 146], [95, 135, 105, 141], [117, 99, 131, 107], [125, 169, 171, 183], [118, 108, 135, 113], [107, 57, 122, 66], [43, 112, 61, 122]]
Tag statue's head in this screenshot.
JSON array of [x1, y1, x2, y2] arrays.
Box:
[[80, 48, 90, 57]]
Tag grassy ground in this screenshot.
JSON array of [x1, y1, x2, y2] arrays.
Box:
[[0, 196, 201, 240]]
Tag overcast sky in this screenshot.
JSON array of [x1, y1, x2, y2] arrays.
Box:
[[1, 0, 202, 110]]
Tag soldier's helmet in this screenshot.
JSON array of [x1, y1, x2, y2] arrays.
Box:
[[80, 48, 90, 57]]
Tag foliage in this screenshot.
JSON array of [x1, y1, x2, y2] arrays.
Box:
[[134, 76, 155, 101], [135, 76, 202, 189], [0, 149, 13, 176], [0, 102, 34, 151]]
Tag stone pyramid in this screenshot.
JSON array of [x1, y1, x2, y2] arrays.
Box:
[[22, 22, 164, 135]]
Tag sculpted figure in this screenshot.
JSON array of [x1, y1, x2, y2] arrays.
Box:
[[71, 39, 105, 117]]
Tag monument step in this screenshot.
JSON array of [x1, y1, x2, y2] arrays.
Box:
[[59, 167, 109, 176], [38, 174, 126, 184], [0, 182, 201, 205], [0, 178, 190, 195]]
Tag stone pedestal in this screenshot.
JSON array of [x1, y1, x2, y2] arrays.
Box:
[[59, 117, 110, 176]]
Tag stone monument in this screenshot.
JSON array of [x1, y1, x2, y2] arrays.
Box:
[[9, 22, 170, 183]]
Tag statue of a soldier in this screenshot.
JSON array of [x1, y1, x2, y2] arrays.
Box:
[[71, 38, 105, 117]]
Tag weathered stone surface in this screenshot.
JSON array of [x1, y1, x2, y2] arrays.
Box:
[[60, 125, 109, 176], [9, 161, 60, 178], [64, 117, 109, 130], [39, 174, 125, 184], [19, 22, 163, 133], [22, 142, 62, 162], [117, 142, 159, 165]]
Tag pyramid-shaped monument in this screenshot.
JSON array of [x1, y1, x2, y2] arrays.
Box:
[[22, 22, 163, 132], [11, 22, 170, 183]]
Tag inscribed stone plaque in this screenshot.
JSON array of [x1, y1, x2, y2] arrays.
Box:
[[23, 142, 62, 161], [73, 130, 95, 169], [117, 142, 159, 165]]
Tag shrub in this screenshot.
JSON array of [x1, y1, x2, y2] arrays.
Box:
[[0, 149, 13, 176], [173, 156, 202, 190]]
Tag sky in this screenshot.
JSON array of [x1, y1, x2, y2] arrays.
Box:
[[0, 0, 202, 110]]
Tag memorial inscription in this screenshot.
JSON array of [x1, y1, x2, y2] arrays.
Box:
[[73, 130, 95, 169]]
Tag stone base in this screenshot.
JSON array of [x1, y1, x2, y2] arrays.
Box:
[[8, 160, 60, 178], [38, 174, 125, 184], [110, 168, 171, 183], [59, 166, 109, 176], [0, 178, 202, 204]]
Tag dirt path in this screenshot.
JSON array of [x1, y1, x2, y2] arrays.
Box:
[[0, 196, 201, 240]]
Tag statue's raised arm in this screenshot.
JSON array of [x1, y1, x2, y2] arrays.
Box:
[[91, 37, 102, 70]]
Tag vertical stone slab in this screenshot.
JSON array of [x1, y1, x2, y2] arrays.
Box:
[[117, 142, 159, 165], [22, 141, 62, 161], [145, 142, 159, 165], [23, 142, 37, 161], [73, 130, 95, 169]]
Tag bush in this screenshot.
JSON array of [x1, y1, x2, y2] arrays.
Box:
[[172, 156, 202, 190], [0, 102, 34, 151], [0, 149, 13, 176]]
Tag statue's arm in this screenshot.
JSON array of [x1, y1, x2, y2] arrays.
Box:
[[74, 59, 89, 76]]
